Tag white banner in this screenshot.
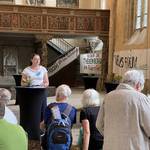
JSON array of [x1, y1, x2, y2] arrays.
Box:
[[80, 52, 102, 75], [48, 47, 79, 77], [113, 49, 150, 79]]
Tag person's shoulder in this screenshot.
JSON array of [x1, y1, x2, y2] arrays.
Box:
[[40, 66, 47, 71], [137, 91, 150, 100], [130, 90, 148, 99], [68, 104, 77, 113], [2, 119, 23, 131], [4, 106, 18, 124], [10, 123, 26, 133], [22, 66, 31, 73], [71, 105, 77, 111], [47, 102, 57, 108], [65, 103, 76, 110]]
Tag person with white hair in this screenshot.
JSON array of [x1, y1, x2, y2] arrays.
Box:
[[80, 89, 103, 150], [41, 84, 77, 149], [96, 69, 150, 150], [0, 88, 28, 150], [0, 88, 17, 124], [44, 84, 77, 126]]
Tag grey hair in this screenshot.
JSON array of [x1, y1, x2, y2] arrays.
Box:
[[82, 89, 101, 107], [0, 88, 11, 104], [122, 70, 145, 89], [0, 88, 11, 119], [56, 84, 72, 100]]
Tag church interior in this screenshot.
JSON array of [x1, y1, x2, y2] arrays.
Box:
[[0, 0, 150, 149]]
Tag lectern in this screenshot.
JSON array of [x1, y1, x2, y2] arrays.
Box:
[[15, 86, 47, 140]]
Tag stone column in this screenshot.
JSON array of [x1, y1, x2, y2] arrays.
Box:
[[108, 0, 117, 77], [98, 35, 109, 90], [35, 34, 52, 67]]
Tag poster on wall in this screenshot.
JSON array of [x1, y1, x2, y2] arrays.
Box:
[[80, 52, 102, 75], [113, 49, 150, 79]]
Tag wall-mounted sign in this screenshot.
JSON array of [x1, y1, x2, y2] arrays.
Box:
[[80, 52, 102, 75], [113, 49, 150, 79]]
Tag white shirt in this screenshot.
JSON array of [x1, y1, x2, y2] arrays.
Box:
[[4, 106, 18, 124], [22, 66, 47, 86]]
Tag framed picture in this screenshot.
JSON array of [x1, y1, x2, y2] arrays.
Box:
[[56, 0, 79, 8], [26, 0, 45, 5], [0, 0, 14, 4]]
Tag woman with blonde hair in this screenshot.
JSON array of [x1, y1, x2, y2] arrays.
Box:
[[80, 89, 103, 150]]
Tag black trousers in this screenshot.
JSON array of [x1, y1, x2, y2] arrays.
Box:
[[89, 139, 103, 150]]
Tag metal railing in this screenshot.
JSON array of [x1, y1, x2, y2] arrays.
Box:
[[49, 38, 74, 53]]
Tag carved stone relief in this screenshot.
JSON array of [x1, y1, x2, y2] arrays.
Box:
[[3, 47, 18, 76]]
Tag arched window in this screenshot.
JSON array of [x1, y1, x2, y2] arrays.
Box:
[[135, 0, 148, 29]]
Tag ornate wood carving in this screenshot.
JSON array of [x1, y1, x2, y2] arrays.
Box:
[[0, 5, 109, 36]]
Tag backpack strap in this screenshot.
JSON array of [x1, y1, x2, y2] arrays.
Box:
[[63, 104, 73, 116]]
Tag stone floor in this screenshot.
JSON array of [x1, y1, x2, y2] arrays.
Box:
[[7, 87, 105, 149]]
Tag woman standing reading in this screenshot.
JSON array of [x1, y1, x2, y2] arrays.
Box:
[[21, 53, 49, 87], [21, 53, 49, 121]]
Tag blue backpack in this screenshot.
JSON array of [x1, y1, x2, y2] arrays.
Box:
[[47, 104, 73, 150]]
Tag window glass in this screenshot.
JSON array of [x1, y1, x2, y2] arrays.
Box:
[[137, 0, 142, 16], [143, 14, 147, 27], [135, 0, 147, 29], [136, 17, 141, 29]]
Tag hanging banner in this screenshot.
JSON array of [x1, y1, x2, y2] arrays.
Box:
[[113, 49, 150, 79], [80, 52, 102, 75]]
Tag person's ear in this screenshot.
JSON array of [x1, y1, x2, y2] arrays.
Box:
[[135, 82, 142, 92]]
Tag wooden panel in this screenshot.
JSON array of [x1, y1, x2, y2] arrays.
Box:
[[0, 4, 110, 36]]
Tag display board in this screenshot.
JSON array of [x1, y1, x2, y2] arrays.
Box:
[[80, 52, 102, 75]]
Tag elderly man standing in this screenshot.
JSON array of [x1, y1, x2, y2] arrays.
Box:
[[96, 70, 150, 150], [0, 88, 28, 150]]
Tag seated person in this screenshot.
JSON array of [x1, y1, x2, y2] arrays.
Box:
[[0, 88, 17, 124], [0, 88, 28, 150], [80, 89, 103, 150]]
